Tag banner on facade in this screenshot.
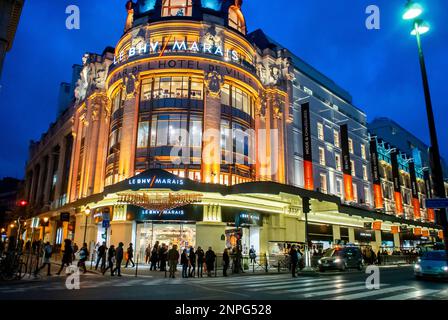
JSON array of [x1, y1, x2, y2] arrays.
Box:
[[390, 226, 400, 234], [372, 221, 382, 231], [369, 137, 383, 209], [409, 162, 421, 220], [340, 124, 353, 201], [390, 150, 404, 215], [301, 103, 314, 191], [413, 228, 422, 236]]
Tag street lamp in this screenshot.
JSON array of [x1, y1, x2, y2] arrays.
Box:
[[42, 217, 49, 242], [83, 207, 91, 246], [402, 1, 448, 258]]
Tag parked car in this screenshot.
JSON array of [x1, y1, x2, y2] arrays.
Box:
[[318, 246, 364, 272], [414, 250, 448, 280]]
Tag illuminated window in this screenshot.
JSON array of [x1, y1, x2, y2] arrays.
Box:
[[317, 123, 324, 140], [362, 165, 368, 181], [335, 153, 342, 171], [336, 178, 343, 196], [361, 144, 367, 160], [318, 147, 326, 166], [334, 130, 340, 148], [152, 76, 202, 100], [364, 186, 371, 205], [348, 138, 354, 154], [353, 183, 358, 202], [351, 160, 356, 177], [112, 89, 123, 113], [162, 0, 192, 17], [221, 84, 230, 106], [137, 121, 149, 148], [228, 5, 246, 34], [320, 173, 327, 194]]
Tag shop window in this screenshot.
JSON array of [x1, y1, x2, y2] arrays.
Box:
[[162, 0, 192, 17], [228, 5, 246, 34], [150, 114, 192, 148]]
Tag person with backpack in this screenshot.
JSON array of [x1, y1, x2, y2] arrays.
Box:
[[34, 242, 52, 277], [95, 242, 107, 271], [113, 242, 124, 276], [102, 245, 116, 276], [56, 239, 74, 276], [125, 243, 135, 268], [196, 246, 204, 277], [77, 243, 89, 274], [249, 245, 257, 264]]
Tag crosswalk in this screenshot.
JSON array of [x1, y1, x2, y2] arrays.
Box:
[[0, 273, 446, 300]]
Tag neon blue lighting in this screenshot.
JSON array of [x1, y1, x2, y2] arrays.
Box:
[[201, 0, 222, 11], [138, 0, 156, 13]]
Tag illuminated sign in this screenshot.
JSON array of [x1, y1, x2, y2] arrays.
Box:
[[141, 209, 185, 216], [114, 40, 240, 65], [128, 176, 185, 187]]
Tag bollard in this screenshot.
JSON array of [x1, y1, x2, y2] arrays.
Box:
[[135, 254, 139, 277]]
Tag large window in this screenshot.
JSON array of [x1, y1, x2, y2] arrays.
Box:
[[162, 0, 192, 17], [318, 147, 326, 166], [112, 89, 123, 114], [317, 123, 324, 141], [137, 121, 149, 148], [148, 76, 203, 100], [221, 84, 252, 116], [228, 5, 246, 34]]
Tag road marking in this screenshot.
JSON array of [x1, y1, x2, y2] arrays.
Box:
[[331, 285, 411, 300], [379, 289, 439, 300], [273, 280, 363, 293], [305, 284, 391, 299], [246, 278, 338, 289]]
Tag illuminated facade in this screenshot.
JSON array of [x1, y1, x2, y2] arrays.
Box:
[[17, 0, 443, 256]]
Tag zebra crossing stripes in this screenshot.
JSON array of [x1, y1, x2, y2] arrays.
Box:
[[304, 284, 391, 299], [379, 289, 440, 300], [331, 285, 411, 300], [247, 278, 345, 291], [271, 280, 365, 294]]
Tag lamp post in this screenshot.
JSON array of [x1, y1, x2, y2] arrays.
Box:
[[83, 207, 91, 246], [42, 217, 49, 242], [402, 1, 448, 257]]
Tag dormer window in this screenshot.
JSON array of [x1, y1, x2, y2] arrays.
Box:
[[162, 0, 192, 17], [228, 5, 246, 34]]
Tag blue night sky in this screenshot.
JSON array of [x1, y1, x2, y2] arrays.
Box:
[[0, 0, 447, 179]]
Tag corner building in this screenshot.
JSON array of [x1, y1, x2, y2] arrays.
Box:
[[20, 0, 443, 257]]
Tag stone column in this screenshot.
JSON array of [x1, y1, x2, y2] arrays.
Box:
[[93, 96, 111, 194], [348, 227, 356, 243], [374, 230, 382, 253], [333, 225, 341, 243], [255, 93, 266, 181], [393, 233, 401, 251]]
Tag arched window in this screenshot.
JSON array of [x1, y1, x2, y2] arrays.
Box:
[[162, 0, 192, 17], [228, 5, 246, 34]]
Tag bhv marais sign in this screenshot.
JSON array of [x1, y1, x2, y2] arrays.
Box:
[[113, 40, 240, 66]]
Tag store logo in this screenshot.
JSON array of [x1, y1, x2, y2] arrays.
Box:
[[113, 40, 240, 65], [141, 209, 185, 216], [128, 176, 184, 187]]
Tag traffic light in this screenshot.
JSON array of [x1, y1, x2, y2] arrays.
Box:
[[303, 197, 311, 214], [18, 200, 28, 207]]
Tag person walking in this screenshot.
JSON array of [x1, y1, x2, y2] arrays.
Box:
[[77, 243, 89, 274], [197, 246, 204, 277], [125, 243, 135, 268], [150, 244, 158, 271], [103, 245, 116, 276], [167, 244, 180, 278], [181, 248, 189, 278], [289, 245, 299, 278], [56, 239, 74, 276], [95, 242, 107, 271], [223, 248, 230, 277], [188, 246, 196, 277], [145, 244, 151, 264], [160, 243, 168, 272], [34, 242, 52, 277], [113, 242, 124, 276], [249, 245, 256, 264], [205, 247, 216, 277]]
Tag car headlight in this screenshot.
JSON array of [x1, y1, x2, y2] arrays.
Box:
[[417, 258, 421, 263], [442, 266, 448, 272], [414, 264, 421, 271], [318, 259, 322, 265], [334, 258, 342, 264]]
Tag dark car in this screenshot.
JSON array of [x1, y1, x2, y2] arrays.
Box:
[[318, 247, 364, 272]]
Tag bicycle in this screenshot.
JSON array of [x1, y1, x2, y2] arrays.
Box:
[[0, 252, 27, 281]]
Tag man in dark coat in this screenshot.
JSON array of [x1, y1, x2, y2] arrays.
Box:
[[95, 242, 107, 271], [196, 246, 204, 277], [205, 247, 216, 277], [113, 242, 124, 276], [102, 245, 116, 276], [56, 239, 74, 275], [125, 243, 135, 268], [289, 245, 299, 278]]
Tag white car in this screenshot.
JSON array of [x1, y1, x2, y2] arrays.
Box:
[[414, 250, 448, 280]]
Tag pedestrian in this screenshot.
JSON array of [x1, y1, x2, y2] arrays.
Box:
[[145, 244, 151, 264], [160, 243, 168, 271], [197, 246, 204, 277], [102, 245, 116, 276], [56, 239, 74, 276], [205, 247, 216, 277], [188, 246, 196, 277], [297, 246, 304, 271], [0, 240, 4, 257], [153, 241, 160, 268], [150, 244, 158, 271], [95, 241, 107, 271], [77, 242, 89, 274], [113, 242, 124, 276], [249, 245, 256, 264], [223, 248, 230, 277], [34, 242, 52, 277], [289, 245, 298, 278], [181, 248, 189, 278], [125, 243, 135, 268], [168, 244, 180, 278], [72, 243, 78, 261]]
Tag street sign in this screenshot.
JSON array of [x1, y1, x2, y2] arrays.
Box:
[[425, 198, 448, 209], [102, 220, 110, 228]]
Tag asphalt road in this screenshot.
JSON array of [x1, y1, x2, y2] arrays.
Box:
[[0, 265, 447, 300]]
